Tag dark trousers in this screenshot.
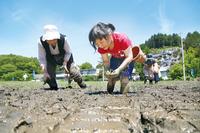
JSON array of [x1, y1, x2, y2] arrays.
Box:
[[128, 61, 135, 80], [154, 73, 159, 83], [46, 54, 82, 88], [107, 57, 131, 93], [110, 57, 129, 77]]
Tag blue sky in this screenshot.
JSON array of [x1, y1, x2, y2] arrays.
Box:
[[0, 0, 199, 67]]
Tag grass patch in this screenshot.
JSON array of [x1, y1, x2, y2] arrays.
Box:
[[0, 80, 199, 90]]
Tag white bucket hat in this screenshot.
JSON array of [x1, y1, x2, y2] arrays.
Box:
[[42, 24, 60, 41]]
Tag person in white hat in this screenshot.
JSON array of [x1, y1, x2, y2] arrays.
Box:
[[38, 24, 86, 90]]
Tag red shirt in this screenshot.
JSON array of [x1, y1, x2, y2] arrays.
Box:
[[98, 32, 132, 58]]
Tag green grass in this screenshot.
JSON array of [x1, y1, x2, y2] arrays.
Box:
[[0, 80, 199, 90], [0, 81, 44, 90]]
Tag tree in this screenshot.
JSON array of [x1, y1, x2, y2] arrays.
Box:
[[135, 62, 144, 80], [144, 33, 181, 48], [0, 54, 40, 80], [140, 43, 151, 54], [184, 47, 200, 77], [79, 62, 93, 70], [169, 63, 183, 80], [184, 31, 200, 50], [0, 64, 17, 77], [2, 70, 28, 81]]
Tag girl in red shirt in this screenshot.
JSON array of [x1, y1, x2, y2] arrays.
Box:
[[89, 22, 134, 94]]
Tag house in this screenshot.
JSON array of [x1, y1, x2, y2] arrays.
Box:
[[56, 73, 68, 79], [148, 48, 181, 80], [159, 66, 170, 80], [80, 69, 100, 76]]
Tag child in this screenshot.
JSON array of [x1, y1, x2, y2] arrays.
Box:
[[89, 22, 134, 94], [143, 56, 160, 84]]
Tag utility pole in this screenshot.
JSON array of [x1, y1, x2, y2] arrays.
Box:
[[102, 66, 105, 82], [98, 60, 105, 82], [181, 36, 186, 81]]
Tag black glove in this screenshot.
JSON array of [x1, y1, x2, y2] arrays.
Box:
[[43, 77, 50, 85]]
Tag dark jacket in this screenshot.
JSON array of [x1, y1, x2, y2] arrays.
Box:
[[40, 34, 66, 65]]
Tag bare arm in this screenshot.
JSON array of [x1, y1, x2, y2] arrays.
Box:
[[38, 41, 47, 70], [38, 41, 50, 79], [106, 46, 133, 78], [153, 62, 160, 73], [117, 45, 133, 71], [63, 38, 72, 63], [101, 53, 110, 67]]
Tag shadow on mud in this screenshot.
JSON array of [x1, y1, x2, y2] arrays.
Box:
[[40, 87, 66, 91], [85, 90, 137, 96]]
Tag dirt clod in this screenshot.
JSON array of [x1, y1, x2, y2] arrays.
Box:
[[0, 81, 200, 133]]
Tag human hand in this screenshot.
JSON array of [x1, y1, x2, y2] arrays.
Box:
[[63, 62, 69, 73], [105, 70, 111, 78], [103, 65, 110, 77], [63, 61, 67, 67], [40, 64, 46, 73], [64, 65, 69, 73], [44, 72, 50, 79], [43, 73, 51, 84], [110, 69, 121, 78], [106, 69, 121, 78]]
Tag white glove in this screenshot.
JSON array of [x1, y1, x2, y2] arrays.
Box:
[[63, 62, 69, 73], [40, 64, 46, 72]]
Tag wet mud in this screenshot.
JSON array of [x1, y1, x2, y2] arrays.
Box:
[[0, 81, 200, 133]]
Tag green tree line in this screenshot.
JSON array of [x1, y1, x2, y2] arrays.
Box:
[[141, 31, 200, 50], [142, 33, 181, 49], [0, 54, 40, 81]]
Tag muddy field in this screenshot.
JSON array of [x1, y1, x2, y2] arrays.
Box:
[[0, 80, 200, 133]]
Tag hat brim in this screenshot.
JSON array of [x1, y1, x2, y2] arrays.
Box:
[[42, 31, 60, 41]]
